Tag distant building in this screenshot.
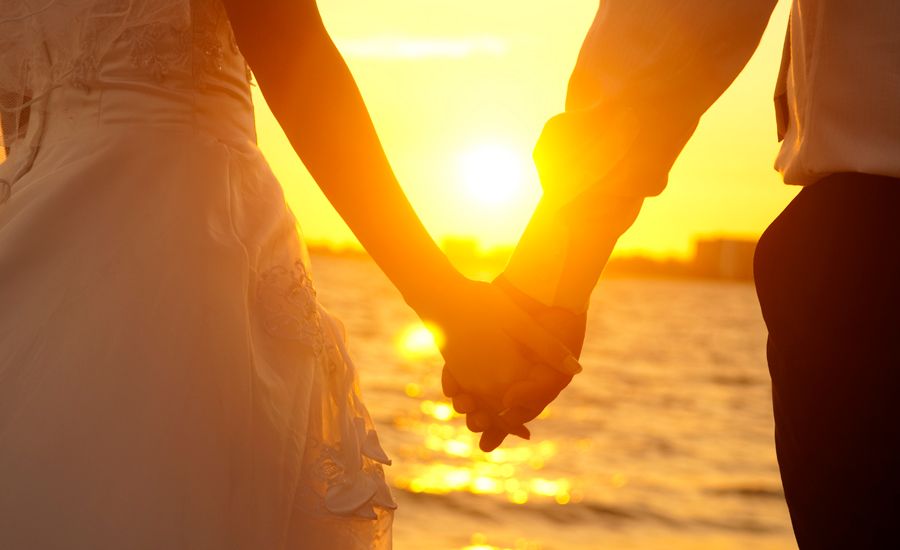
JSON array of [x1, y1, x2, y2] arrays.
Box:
[[603, 255, 693, 279], [691, 238, 757, 281]]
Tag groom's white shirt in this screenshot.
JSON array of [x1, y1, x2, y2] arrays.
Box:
[[775, 0, 900, 184], [571, 0, 900, 189]]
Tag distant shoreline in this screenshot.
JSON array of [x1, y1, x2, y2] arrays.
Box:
[[308, 236, 758, 283]]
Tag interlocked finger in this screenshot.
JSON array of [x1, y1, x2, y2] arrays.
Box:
[[452, 394, 477, 414], [441, 366, 462, 397]]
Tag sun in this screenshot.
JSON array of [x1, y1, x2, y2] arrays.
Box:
[[458, 143, 526, 206]]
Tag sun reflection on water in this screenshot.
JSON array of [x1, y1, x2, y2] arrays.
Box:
[[397, 322, 445, 359], [393, 414, 575, 505], [462, 533, 543, 550], [391, 323, 578, 509]]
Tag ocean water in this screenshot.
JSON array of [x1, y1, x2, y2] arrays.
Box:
[[310, 254, 796, 550]]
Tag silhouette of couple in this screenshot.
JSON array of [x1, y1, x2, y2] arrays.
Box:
[[1, 1, 898, 548]]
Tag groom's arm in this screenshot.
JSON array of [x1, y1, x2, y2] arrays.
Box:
[[455, 0, 781, 449], [454, 0, 782, 443], [504, 0, 779, 313]]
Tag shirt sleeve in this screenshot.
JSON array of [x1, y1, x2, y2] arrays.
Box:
[[561, 0, 779, 198], [501, 0, 781, 310]]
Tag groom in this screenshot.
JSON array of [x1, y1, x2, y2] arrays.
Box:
[[443, 1, 900, 548]]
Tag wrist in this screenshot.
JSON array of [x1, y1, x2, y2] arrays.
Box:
[[401, 262, 468, 320], [501, 198, 573, 308], [493, 275, 587, 357]]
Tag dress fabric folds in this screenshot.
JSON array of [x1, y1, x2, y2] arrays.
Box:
[[0, 1, 394, 548]]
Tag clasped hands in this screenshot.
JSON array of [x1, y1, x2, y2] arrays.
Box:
[[422, 108, 602, 452], [422, 103, 640, 451], [418, 276, 586, 452]]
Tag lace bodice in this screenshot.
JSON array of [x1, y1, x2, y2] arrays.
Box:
[[0, 0, 251, 146], [110, 0, 252, 88], [0, 0, 254, 201]]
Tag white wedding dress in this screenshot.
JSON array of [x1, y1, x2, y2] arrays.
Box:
[[0, 1, 394, 548]]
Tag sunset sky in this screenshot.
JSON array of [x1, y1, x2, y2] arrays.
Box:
[[254, 0, 797, 258]]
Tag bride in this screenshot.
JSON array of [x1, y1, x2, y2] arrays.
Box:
[[0, 0, 578, 548]]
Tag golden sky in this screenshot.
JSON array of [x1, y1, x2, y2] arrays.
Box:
[[254, 0, 797, 258]]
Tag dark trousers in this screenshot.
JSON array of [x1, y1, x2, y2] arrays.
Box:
[[754, 173, 900, 549]]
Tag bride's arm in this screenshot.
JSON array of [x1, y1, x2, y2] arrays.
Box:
[[221, 0, 578, 413], [223, 0, 456, 311]]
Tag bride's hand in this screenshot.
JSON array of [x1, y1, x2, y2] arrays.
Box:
[[442, 277, 588, 451], [416, 279, 580, 440]]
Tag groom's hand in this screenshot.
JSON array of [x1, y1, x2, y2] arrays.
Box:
[[431, 280, 581, 441], [443, 277, 587, 451]]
